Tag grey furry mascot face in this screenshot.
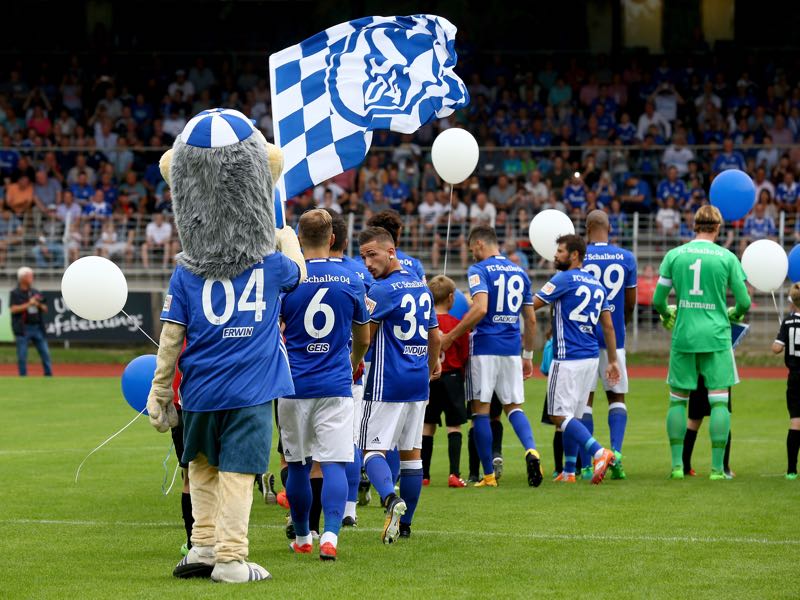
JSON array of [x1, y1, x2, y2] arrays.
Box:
[[158, 108, 284, 281]]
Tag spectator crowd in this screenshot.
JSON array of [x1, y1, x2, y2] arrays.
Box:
[[1, 48, 799, 271]]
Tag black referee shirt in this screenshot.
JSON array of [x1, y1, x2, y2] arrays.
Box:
[[776, 312, 800, 372]]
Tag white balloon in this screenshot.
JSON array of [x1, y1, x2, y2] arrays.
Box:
[[61, 256, 128, 321], [741, 239, 788, 292], [431, 128, 479, 184], [528, 210, 576, 260]]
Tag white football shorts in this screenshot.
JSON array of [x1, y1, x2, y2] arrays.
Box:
[[547, 358, 599, 420], [277, 396, 354, 464], [598, 348, 628, 394], [352, 383, 364, 444], [467, 354, 524, 405], [359, 400, 426, 452]]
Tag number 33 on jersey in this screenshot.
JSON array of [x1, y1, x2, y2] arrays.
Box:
[[160, 253, 301, 412]]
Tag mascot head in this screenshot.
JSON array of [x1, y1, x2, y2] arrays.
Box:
[[158, 108, 284, 280]]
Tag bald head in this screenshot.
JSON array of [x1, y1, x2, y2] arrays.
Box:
[[586, 209, 609, 242]]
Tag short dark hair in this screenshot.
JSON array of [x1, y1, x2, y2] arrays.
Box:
[[367, 210, 403, 244], [324, 208, 347, 252], [556, 234, 586, 260], [298, 208, 332, 248], [358, 226, 394, 247], [468, 225, 498, 246]]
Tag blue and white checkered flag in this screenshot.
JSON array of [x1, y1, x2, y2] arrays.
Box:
[[269, 14, 469, 218]]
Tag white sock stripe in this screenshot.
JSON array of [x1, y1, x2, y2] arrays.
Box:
[[400, 460, 423, 470], [608, 402, 627, 411], [583, 406, 593, 415], [507, 408, 523, 417], [363, 451, 382, 464], [560, 415, 573, 432]]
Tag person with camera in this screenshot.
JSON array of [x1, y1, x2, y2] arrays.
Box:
[[9, 266, 52, 377]]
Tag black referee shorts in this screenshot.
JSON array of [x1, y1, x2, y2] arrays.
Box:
[[787, 372, 800, 419], [425, 371, 468, 427], [170, 408, 188, 469], [688, 376, 732, 420]]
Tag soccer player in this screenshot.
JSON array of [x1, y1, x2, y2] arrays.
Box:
[[325, 209, 375, 525], [365, 210, 426, 483], [532, 234, 619, 484], [421, 275, 470, 488], [653, 205, 751, 480], [279, 209, 370, 560], [581, 209, 637, 480], [771, 283, 800, 480], [358, 226, 441, 543], [441, 225, 541, 488]]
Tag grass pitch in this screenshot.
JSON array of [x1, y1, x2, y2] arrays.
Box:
[[0, 376, 796, 599]]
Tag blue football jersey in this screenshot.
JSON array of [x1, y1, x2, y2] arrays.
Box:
[[396, 249, 426, 283], [336, 255, 375, 291], [364, 269, 438, 402], [467, 255, 533, 356], [281, 259, 369, 399], [583, 243, 637, 349], [161, 253, 300, 412], [535, 268, 610, 360]]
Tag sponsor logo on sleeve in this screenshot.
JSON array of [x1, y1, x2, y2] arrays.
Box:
[[541, 282, 556, 295], [365, 296, 377, 314], [468, 274, 480, 288], [163, 294, 172, 312]]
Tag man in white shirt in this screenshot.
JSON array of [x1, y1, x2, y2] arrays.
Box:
[[655, 196, 681, 237], [168, 70, 196, 100], [524, 170, 549, 204], [432, 193, 469, 270], [469, 192, 497, 228], [637, 101, 671, 141], [754, 167, 776, 201], [418, 191, 444, 241], [661, 132, 695, 177], [141, 213, 174, 268]]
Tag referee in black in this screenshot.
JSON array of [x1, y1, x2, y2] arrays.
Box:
[[771, 283, 800, 480]]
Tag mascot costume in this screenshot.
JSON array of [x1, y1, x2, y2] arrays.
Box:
[[146, 108, 306, 583]]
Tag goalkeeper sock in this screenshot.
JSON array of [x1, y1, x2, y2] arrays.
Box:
[[682, 428, 698, 474], [708, 394, 731, 473], [724, 431, 732, 472], [667, 393, 688, 469], [787, 429, 800, 474]]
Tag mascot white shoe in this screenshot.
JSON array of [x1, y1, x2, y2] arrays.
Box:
[[146, 108, 306, 583]]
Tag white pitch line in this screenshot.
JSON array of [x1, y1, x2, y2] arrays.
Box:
[[2, 518, 797, 547]]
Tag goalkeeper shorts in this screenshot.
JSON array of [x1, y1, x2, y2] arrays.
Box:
[[668, 348, 739, 392]]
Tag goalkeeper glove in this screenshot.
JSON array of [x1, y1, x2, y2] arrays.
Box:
[[727, 306, 745, 324], [660, 304, 677, 331]]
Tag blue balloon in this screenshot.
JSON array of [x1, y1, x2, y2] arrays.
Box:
[[121, 354, 158, 414], [789, 245, 800, 283], [710, 169, 756, 221], [449, 289, 469, 319]]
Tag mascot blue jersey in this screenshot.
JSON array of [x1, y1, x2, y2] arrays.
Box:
[[583, 242, 637, 350], [161, 252, 300, 411], [364, 269, 438, 403], [281, 258, 369, 399], [467, 255, 533, 356]]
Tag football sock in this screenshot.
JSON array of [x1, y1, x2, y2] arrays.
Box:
[[386, 449, 401, 484], [563, 430, 578, 475], [345, 445, 362, 503], [708, 394, 730, 473], [472, 414, 494, 475], [579, 408, 594, 469], [508, 408, 536, 451], [320, 531, 338, 548], [667, 393, 689, 469], [421, 435, 434, 479], [344, 501, 357, 520], [448, 431, 462, 476], [181, 492, 193, 548], [280, 466, 289, 488], [563, 417, 602, 461], [320, 462, 347, 536], [286, 461, 312, 537], [364, 452, 395, 502], [309, 476, 323, 533], [683, 428, 698, 474], [723, 431, 732, 472], [490, 419, 504, 457], [787, 429, 800, 474], [467, 427, 480, 478], [553, 430, 564, 473], [399, 460, 423, 526], [608, 402, 628, 452]]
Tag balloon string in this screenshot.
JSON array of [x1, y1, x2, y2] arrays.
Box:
[[442, 185, 454, 277], [161, 440, 178, 496], [74, 407, 146, 483], [771, 291, 783, 325], [122, 310, 159, 348]]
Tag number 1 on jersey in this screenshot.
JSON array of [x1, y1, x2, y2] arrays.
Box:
[[689, 258, 703, 296]]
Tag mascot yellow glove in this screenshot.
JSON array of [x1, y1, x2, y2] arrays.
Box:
[[276, 226, 307, 282], [146, 321, 185, 433]]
